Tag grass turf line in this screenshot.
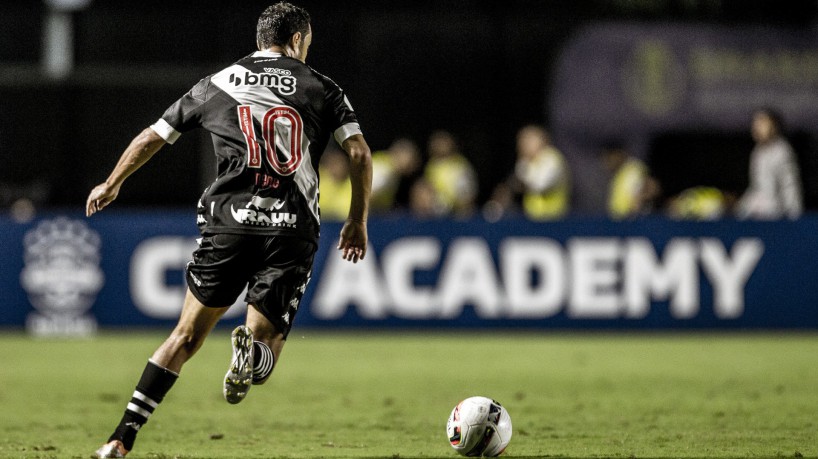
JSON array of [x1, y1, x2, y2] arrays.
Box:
[[0, 331, 816, 458]]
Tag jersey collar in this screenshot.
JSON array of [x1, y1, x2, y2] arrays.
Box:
[[252, 50, 285, 58]]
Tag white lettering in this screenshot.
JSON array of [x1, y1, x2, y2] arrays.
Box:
[[26, 313, 97, 337], [232, 71, 297, 95], [307, 235, 763, 322], [700, 238, 764, 318], [256, 212, 272, 224], [230, 204, 296, 227], [568, 238, 621, 318], [623, 238, 699, 319], [311, 244, 389, 319], [437, 238, 502, 319], [382, 238, 440, 319], [130, 237, 244, 319], [501, 238, 565, 318]]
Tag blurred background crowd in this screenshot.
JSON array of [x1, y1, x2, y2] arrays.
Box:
[[2, 0, 818, 222], [319, 107, 806, 222]]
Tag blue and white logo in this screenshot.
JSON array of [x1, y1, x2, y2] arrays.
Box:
[[20, 217, 103, 336]]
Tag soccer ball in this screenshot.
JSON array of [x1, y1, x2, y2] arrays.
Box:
[[446, 396, 512, 456]]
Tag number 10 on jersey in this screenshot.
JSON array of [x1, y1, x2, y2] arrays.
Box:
[[237, 105, 304, 176]]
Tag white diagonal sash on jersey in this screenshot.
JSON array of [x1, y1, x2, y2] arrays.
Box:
[[211, 64, 320, 223]]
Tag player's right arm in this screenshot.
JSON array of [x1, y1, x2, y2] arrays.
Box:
[[86, 75, 208, 217], [86, 128, 167, 216]]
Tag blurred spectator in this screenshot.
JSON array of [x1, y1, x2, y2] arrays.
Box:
[[423, 130, 478, 217], [667, 186, 728, 220], [639, 175, 663, 215], [370, 138, 422, 213], [736, 107, 803, 220], [318, 147, 351, 221], [409, 177, 445, 219], [482, 182, 521, 222], [601, 141, 650, 219], [0, 180, 48, 223], [512, 125, 570, 220]]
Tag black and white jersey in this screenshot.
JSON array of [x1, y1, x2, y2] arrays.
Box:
[[150, 50, 361, 242]]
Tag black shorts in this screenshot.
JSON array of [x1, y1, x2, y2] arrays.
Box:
[[186, 233, 316, 338]]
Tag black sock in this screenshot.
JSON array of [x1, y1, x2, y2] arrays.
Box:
[[109, 360, 178, 451], [252, 341, 274, 383]]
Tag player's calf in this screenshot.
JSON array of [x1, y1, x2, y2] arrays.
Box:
[[251, 340, 275, 385], [96, 360, 178, 457]]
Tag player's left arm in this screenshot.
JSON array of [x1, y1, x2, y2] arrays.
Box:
[[337, 133, 372, 263], [86, 128, 167, 216]]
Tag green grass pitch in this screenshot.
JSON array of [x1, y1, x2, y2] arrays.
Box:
[[0, 330, 816, 458]]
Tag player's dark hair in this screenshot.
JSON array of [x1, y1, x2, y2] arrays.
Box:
[[257, 2, 311, 49]]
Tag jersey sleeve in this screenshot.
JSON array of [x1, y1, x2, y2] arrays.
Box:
[[150, 77, 211, 144], [323, 79, 362, 145]]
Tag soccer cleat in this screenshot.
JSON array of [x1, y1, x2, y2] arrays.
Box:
[[223, 325, 254, 404], [94, 440, 128, 458]]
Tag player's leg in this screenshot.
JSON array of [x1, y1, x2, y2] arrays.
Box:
[[222, 304, 284, 404], [223, 235, 315, 404], [151, 288, 230, 372], [246, 304, 287, 385], [97, 232, 250, 457], [96, 289, 231, 458]]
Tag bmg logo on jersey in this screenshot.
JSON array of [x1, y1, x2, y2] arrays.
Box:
[[229, 70, 297, 95], [19, 217, 103, 336]]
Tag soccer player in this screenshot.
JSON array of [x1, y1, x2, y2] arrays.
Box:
[[85, 3, 372, 457]]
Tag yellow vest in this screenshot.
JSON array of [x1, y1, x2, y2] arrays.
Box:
[[521, 148, 570, 220], [424, 154, 475, 212], [370, 151, 398, 211], [318, 166, 351, 221], [671, 187, 725, 220], [609, 159, 647, 219]]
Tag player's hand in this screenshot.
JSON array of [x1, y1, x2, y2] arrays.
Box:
[[337, 219, 367, 263], [86, 182, 121, 217]]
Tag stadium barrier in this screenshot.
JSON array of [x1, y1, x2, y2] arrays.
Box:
[[2, 211, 817, 335]]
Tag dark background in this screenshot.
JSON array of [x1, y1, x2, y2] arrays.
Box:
[[2, 0, 817, 211]]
